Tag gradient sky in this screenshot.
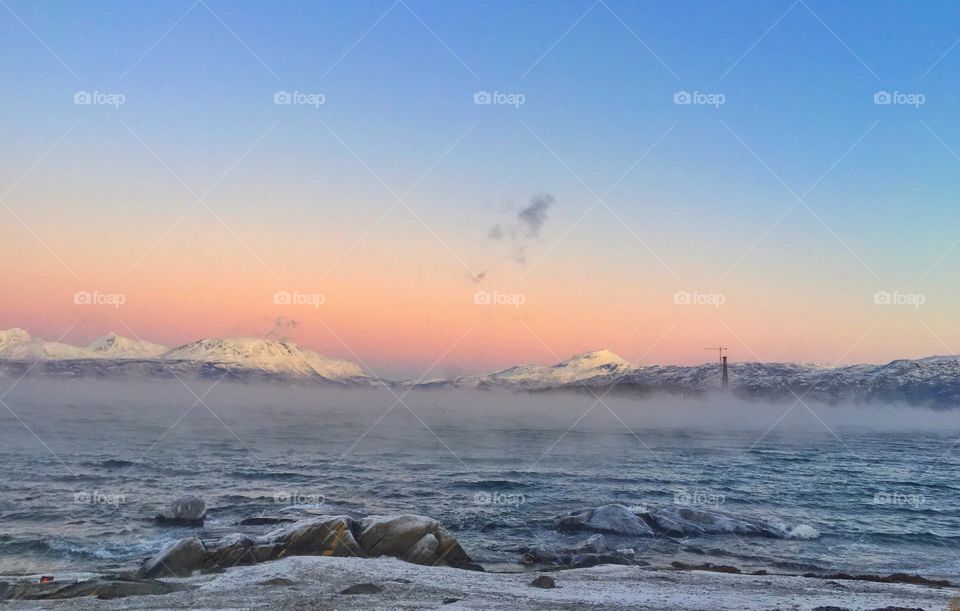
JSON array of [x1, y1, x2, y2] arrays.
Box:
[[2, 0, 960, 377]]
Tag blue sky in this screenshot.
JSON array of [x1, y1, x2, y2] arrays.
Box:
[[2, 0, 960, 370]]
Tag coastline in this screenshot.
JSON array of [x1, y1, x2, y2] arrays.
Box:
[[4, 556, 957, 610]]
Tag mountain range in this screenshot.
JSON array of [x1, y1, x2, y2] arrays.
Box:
[[1, 328, 958, 407]]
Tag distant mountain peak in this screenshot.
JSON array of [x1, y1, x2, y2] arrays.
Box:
[[562, 349, 632, 367], [0, 327, 89, 360], [0, 327, 32, 343], [162, 336, 366, 381], [86, 333, 167, 359]]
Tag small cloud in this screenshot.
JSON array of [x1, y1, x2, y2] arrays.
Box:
[[265, 315, 300, 341], [518, 194, 554, 238], [483, 193, 556, 272]]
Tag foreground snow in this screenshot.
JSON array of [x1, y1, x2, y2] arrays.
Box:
[[10, 556, 958, 610]]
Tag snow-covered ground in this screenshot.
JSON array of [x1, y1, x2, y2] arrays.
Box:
[[8, 556, 957, 610]]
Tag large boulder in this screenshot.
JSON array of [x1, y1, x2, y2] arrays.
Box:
[[155, 496, 206, 527], [258, 516, 362, 558], [136, 537, 208, 578], [554, 504, 655, 537], [568, 534, 607, 555], [519, 534, 633, 568], [134, 513, 479, 576], [205, 534, 255, 567], [647, 506, 783, 537], [357, 515, 475, 568]]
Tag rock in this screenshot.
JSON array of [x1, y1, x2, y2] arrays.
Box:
[[251, 543, 280, 563], [357, 515, 474, 568], [518, 535, 632, 568], [0, 578, 193, 600], [136, 537, 208, 578], [240, 517, 292, 526], [517, 544, 560, 563], [136, 513, 481, 576], [529, 575, 556, 589], [259, 516, 362, 558], [648, 506, 781, 537], [205, 534, 254, 568], [671, 561, 741, 574], [442, 597, 461, 604], [404, 533, 440, 564], [340, 583, 383, 595], [568, 534, 606, 554], [554, 504, 655, 537], [568, 552, 634, 569], [155, 495, 206, 527]]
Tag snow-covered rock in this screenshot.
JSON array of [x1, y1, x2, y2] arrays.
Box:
[[155, 495, 206, 526], [556, 503, 820, 541], [647, 505, 785, 538], [555, 504, 656, 537]]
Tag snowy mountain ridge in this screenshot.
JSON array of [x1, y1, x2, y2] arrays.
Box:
[[2, 328, 960, 406], [0, 329, 368, 384], [86, 333, 168, 359]]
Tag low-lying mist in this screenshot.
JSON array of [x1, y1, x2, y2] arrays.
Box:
[[5, 378, 960, 436]]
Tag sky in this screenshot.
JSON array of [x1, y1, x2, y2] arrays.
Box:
[[1, 0, 959, 377]]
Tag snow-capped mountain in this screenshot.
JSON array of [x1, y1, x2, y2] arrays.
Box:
[[3, 326, 960, 406], [86, 333, 167, 359], [162, 338, 367, 382], [413, 349, 960, 408], [0, 328, 92, 360], [440, 349, 639, 389], [0, 328, 370, 385]]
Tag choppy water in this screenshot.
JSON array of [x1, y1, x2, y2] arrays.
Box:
[[1, 379, 958, 579]]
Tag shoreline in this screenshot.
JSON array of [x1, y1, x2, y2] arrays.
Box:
[[4, 556, 957, 610]]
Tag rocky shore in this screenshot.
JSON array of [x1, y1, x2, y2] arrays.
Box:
[[1, 499, 955, 609], [3, 556, 958, 610]]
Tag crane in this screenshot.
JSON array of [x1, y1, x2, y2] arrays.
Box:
[[704, 345, 727, 363], [704, 346, 729, 388]]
